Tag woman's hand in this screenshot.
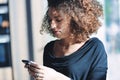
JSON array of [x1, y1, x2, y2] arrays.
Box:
[[28, 61, 57, 80], [25, 61, 70, 80]]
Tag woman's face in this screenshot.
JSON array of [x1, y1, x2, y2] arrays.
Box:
[[48, 8, 71, 39]]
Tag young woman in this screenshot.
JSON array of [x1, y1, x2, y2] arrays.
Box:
[[25, 0, 108, 80]]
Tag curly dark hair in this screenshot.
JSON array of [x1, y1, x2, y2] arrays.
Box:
[[40, 0, 103, 43]]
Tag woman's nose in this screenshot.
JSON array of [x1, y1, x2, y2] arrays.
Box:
[[51, 21, 57, 29]]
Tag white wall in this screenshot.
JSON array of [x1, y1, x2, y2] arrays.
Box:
[[31, 0, 55, 65], [9, 0, 30, 80]]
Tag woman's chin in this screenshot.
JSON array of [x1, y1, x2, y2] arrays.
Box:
[[53, 34, 62, 39]]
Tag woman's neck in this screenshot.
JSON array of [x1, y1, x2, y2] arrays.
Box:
[[54, 39, 87, 57]]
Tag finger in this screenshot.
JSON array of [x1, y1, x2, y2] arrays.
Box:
[[34, 72, 44, 78], [29, 62, 40, 69], [34, 76, 44, 80], [28, 69, 34, 76], [37, 65, 47, 70], [29, 66, 45, 74], [29, 69, 44, 79], [24, 64, 29, 68], [28, 66, 38, 73]]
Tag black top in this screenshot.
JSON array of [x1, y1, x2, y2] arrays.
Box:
[[43, 37, 108, 80]]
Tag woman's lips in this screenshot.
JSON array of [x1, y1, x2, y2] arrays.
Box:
[[54, 31, 59, 34], [53, 30, 60, 34]]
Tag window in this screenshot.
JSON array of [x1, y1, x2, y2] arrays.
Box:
[[0, 0, 11, 67], [105, 0, 120, 54]]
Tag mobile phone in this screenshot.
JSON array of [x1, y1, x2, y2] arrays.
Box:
[[22, 60, 31, 65]]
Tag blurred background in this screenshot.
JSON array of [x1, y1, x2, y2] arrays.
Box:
[[0, 0, 120, 80]]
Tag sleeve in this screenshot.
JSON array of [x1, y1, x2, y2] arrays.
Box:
[[87, 41, 108, 80]]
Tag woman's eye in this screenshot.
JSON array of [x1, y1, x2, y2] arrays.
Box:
[[56, 19, 62, 22]]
